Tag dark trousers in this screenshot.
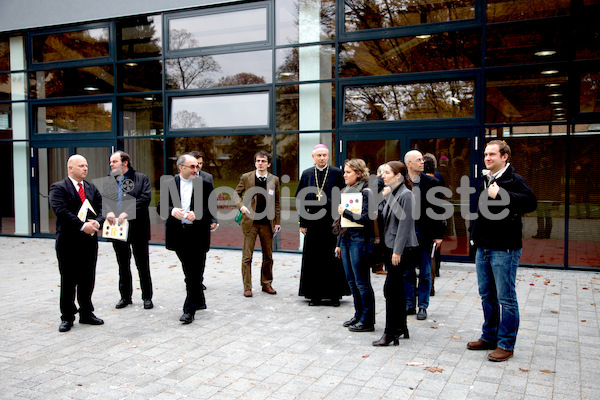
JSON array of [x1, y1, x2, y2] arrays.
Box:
[[113, 239, 153, 301], [56, 237, 97, 321], [175, 247, 207, 313], [241, 223, 273, 290], [383, 247, 411, 335]]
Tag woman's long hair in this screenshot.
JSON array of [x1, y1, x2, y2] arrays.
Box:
[[386, 161, 413, 190], [344, 158, 370, 182]]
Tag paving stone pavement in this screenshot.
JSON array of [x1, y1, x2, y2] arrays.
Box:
[[0, 236, 599, 400]]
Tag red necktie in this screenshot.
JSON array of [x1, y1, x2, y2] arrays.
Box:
[[78, 183, 86, 203]]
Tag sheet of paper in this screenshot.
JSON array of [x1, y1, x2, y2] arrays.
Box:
[[340, 193, 363, 228], [102, 219, 129, 241], [77, 199, 96, 222]]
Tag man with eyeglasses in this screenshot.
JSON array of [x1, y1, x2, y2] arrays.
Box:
[[233, 150, 281, 298], [162, 154, 217, 324]]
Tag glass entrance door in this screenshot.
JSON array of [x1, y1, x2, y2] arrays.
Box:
[[34, 143, 113, 236], [409, 136, 472, 259], [341, 130, 475, 261]]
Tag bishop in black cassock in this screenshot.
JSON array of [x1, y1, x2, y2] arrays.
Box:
[[295, 144, 350, 306]]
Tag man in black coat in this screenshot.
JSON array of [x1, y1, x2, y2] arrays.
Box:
[[467, 140, 537, 362], [49, 154, 104, 333], [404, 150, 446, 321], [295, 144, 349, 306], [159, 154, 217, 324], [104, 151, 154, 310]]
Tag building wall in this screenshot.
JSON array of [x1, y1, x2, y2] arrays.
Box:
[[1, 0, 599, 268], [0, 0, 239, 32]]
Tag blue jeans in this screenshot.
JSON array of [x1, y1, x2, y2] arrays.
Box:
[[404, 243, 432, 310], [340, 231, 375, 326], [476, 247, 522, 351]]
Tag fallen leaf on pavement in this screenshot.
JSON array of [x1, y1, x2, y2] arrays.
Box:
[[407, 362, 424, 366], [425, 366, 444, 373], [519, 368, 529, 372], [451, 335, 463, 339], [540, 369, 555, 374]]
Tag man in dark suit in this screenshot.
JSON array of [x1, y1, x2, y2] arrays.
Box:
[[160, 154, 217, 324], [404, 150, 446, 321], [104, 151, 154, 310], [233, 150, 281, 298], [189, 150, 218, 291], [49, 154, 104, 333]]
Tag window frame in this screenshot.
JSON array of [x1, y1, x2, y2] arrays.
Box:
[[164, 1, 273, 58]]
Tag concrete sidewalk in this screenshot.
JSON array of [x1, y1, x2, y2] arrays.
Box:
[[0, 237, 598, 399]]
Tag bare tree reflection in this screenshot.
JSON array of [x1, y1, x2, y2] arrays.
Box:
[[345, 81, 473, 122], [218, 73, 265, 86], [344, 0, 474, 31], [171, 110, 206, 129], [166, 29, 221, 89]]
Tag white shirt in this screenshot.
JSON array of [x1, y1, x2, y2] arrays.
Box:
[[68, 176, 83, 193], [179, 176, 193, 224], [482, 163, 511, 188], [255, 171, 268, 180]]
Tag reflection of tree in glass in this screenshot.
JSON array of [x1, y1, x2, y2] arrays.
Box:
[[49, 103, 112, 133], [119, 16, 161, 59], [345, 81, 473, 122], [172, 136, 219, 178], [36, 28, 109, 63], [276, 135, 299, 180], [223, 135, 271, 177], [217, 73, 265, 86], [166, 29, 221, 89], [344, 0, 474, 31], [171, 110, 206, 129], [339, 31, 479, 78], [0, 39, 9, 74]]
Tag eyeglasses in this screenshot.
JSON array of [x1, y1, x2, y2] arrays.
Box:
[[182, 165, 199, 169]]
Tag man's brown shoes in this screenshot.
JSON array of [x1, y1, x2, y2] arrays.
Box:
[[466, 339, 497, 351], [488, 348, 514, 362], [243, 289, 252, 297], [262, 285, 277, 295], [467, 340, 513, 362]]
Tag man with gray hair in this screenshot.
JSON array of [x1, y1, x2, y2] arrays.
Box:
[[404, 150, 445, 321], [161, 154, 216, 324], [295, 144, 348, 306]]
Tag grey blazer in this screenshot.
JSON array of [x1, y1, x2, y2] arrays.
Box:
[[381, 184, 419, 255]]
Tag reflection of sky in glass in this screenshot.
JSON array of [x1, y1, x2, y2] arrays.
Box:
[[88, 28, 109, 40], [170, 8, 266, 48], [171, 93, 269, 128]]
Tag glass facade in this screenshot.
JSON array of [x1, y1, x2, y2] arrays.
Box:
[[0, 0, 599, 268]]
